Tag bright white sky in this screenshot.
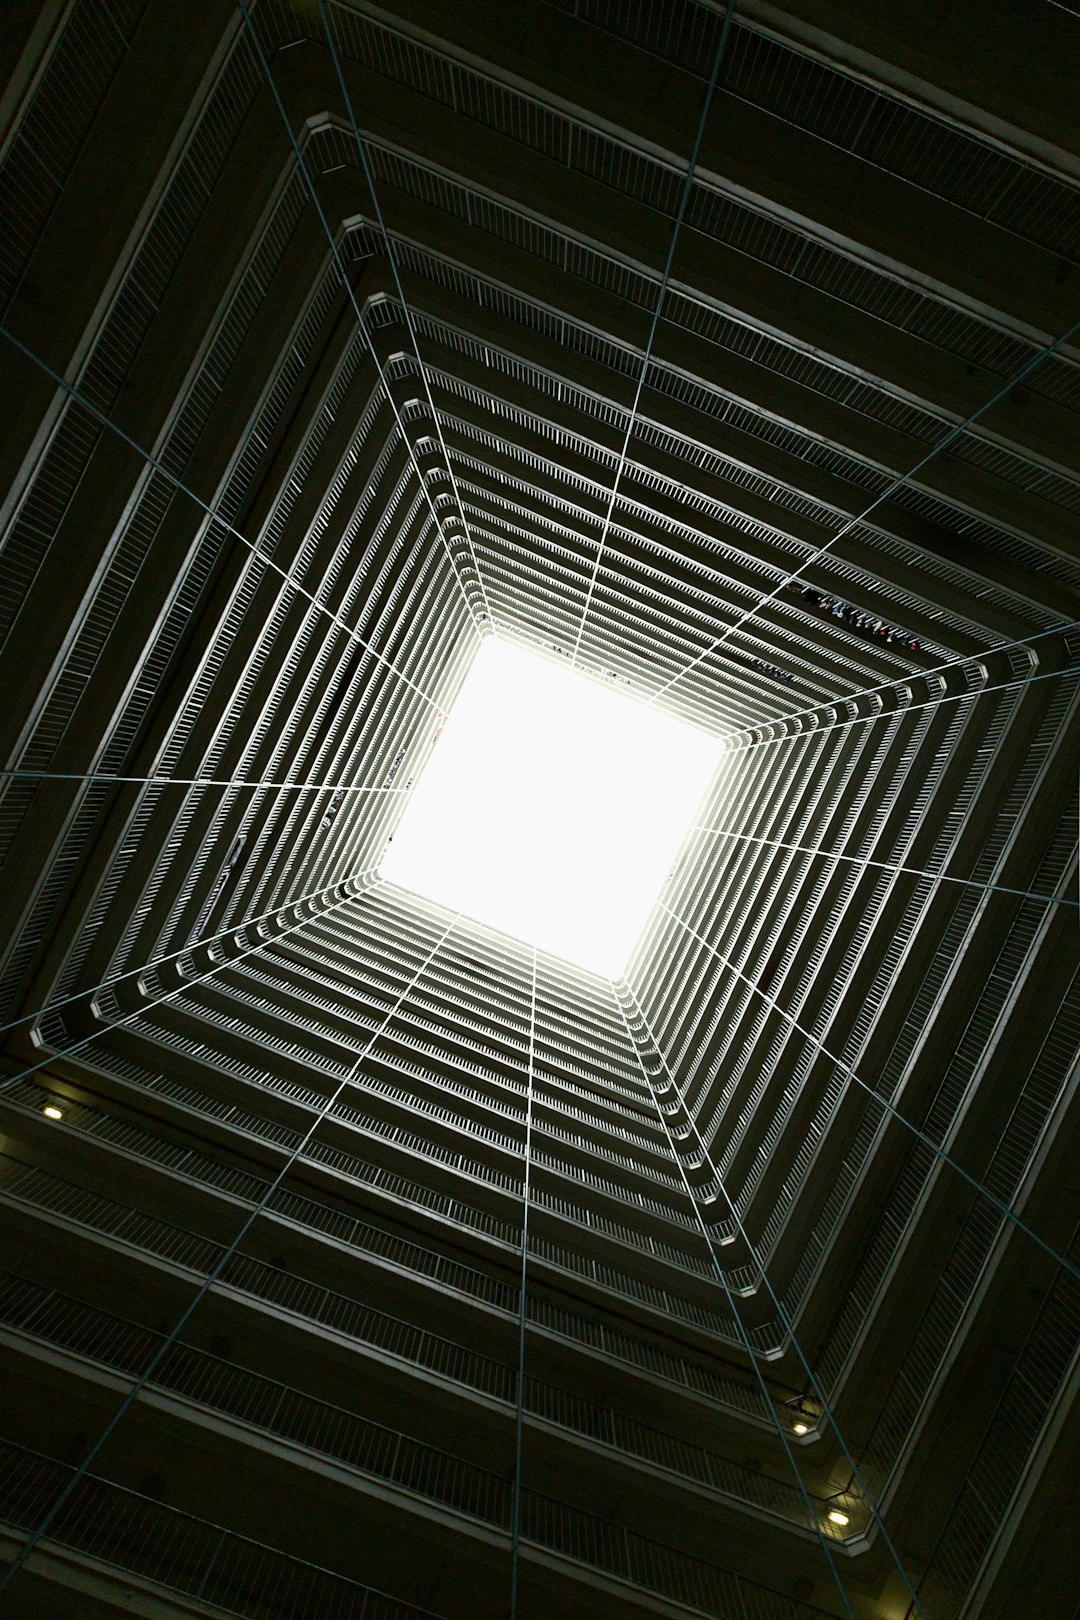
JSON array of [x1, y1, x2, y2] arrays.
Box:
[[380, 639, 721, 976]]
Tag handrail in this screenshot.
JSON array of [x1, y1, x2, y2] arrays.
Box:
[[0, 1083, 734, 1328], [0, 1156, 766, 1413], [0, 1268, 849, 1537], [0, 1436, 443, 1619], [0, 1419, 844, 1618]]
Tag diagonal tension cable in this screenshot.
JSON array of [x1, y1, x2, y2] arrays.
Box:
[[317, 0, 496, 630], [0, 324, 446, 711], [0, 863, 376, 1046], [236, 0, 485, 638], [719, 658, 1080, 758], [615, 989, 859, 1619], [508, 942, 538, 1620], [690, 824, 1079, 909], [0, 875, 381, 1091], [623, 981, 928, 1619], [657, 898, 1080, 1283], [651, 307, 1080, 705], [569, 1, 737, 666], [0, 898, 458, 1594], [0, 767, 411, 793], [716, 618, 1080, 744]]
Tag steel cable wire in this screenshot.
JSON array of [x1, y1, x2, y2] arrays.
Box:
[[569, 0, 738, 666], [622, 981, 929, 1619], [235, 0, 485, 640], [0, 901, 461, 1595], [613, 989, 858, 1619], [652, 310, 1080, 706], [509, 943, 538, 1617], [0, 325, 447, 711], [655, 898, 1080, 1282], [317, 0, 496, 631]]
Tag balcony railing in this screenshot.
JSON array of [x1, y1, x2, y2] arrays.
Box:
[[0, 1081, 737, 1332], [0, 1437, 443, 1620], [0, 1270, 858, 1544], [0, 1404, 843, 1620], [0, 1151, 759, 1412]]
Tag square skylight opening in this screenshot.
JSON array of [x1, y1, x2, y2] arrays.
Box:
[[380, 638, 722, 976]]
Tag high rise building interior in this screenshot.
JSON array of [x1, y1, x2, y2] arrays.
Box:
[[0, 2, 1077, 1616]]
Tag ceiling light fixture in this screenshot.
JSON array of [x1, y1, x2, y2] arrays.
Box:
[[41, 1103, 63, 1120], [793, 1422, 809, 1436], [827, 1510, 850, 1528], [381, 639, 722, 976]]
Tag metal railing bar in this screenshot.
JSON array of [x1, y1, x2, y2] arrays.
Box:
[[0, 1436, 445, 1619], [652, 307, 1080, 704], [234, 0, 483, 640], [654, 900, 1080, 1283], [0, 903, 459, 1596], [0, 1263, 839, 1522], [0, 871, 379, 1060], [0, 323, 447, 711], [0, 768, 411, 794], [318, 0, 495, 629], [687, 826, 1079, 909], [569, 1, 737, 665], [720, 650, 1080, 752], [612, 990, 856, 1616], [621, 983, 926, 1618], [509, 943, 537, 1620]]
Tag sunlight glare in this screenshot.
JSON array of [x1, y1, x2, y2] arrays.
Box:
[[380, 639, 721, 976]]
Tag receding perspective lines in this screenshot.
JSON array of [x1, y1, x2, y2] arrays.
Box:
[[0, 3, 1076, 1618]]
